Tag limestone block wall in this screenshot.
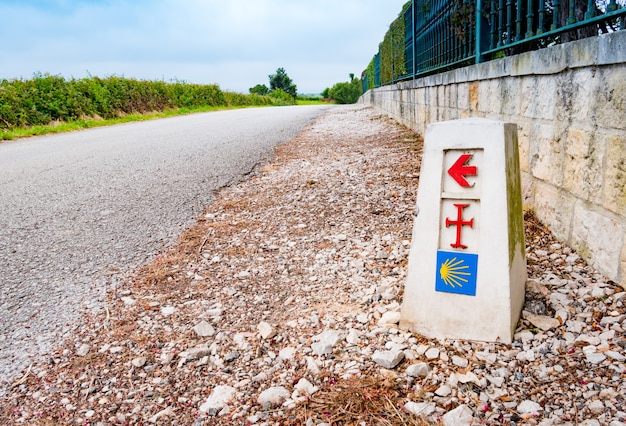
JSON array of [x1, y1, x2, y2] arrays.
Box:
[[361, 30, 626, 286]]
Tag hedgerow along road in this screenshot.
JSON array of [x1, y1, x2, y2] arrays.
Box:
[[0, 105, 330, 389]]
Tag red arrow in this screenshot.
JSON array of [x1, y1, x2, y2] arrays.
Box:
[[448, 153, 477, 187]]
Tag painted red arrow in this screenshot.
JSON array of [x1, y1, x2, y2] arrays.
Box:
[[448, 153, 477, 187]]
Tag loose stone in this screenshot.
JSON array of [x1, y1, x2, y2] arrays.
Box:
[[452, 355, 468, 368], [378, 311, 401, 326], [76, 344, 90, 357], [587, 400, 605, 414], [435, 385, 452, 397], [257, 322, 276, 340], [311, 329, 341, 355], [442, 404, 473, 426], [585, 352, 607, 364], [131, 357, 146, 368], [278, 347, 296, 360], [524, 312, 561, 331], [199, 386, 236, 415], [257, 387, 290, 407], [605, 350, 625, 361], [405, 401, 436, 416], [425, 348, 440, 359], [346, 328, 360, 345], [517, 400, 542, 415], [184, 345, 210, 361], [406, 362, 430, 377], [372, 350, 405, 369], [161, 306, 176, 316], [193, 320, 215, 337], [294, 378, 318, 396], [224, 352, 240, 362]]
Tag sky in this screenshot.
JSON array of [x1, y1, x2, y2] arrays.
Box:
[[0, 0, 408, 94]]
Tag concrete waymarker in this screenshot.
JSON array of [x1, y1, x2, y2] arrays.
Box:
[[400, 118, 526, 343]]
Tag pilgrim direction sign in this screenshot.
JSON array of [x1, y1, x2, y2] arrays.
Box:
[[447, 153, 477, 187], [400, 118, 527, 343], [436, 149, 482, 296]]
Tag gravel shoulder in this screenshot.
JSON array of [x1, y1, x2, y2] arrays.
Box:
[[1, 105, 624, 425]]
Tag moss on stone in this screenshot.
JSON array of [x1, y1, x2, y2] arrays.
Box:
[[507, 126, 526, 265]]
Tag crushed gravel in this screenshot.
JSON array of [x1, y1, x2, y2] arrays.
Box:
[[0, 105, 624, 425]]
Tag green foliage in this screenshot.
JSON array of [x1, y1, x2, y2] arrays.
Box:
[[250, 67, 298, 100], [268, 89, 297, 106], [296, 98, 325, 106], [360, 0, 610, 85], [297, 94, 322, 101], [327, 75, 362, 104], [0, 74, 281, 132], [249, 84, 269, 96], [224, 91, 273, 106], [379, 13, 407, 84], [361, 2, 411, 88], [268, 68, 297, 99], [449, 0, 476, 41], [364, 57, 376, 91], [321, 87, 330, 99]]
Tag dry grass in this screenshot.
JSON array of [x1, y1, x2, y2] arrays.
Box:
[[294, 376, 439, 425]]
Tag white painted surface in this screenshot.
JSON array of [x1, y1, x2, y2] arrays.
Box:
[[400, 118, 526, 343]]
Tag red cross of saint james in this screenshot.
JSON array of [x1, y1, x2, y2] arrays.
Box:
[[445, 203, 473, 249]]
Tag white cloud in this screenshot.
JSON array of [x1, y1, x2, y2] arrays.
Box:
[[0, 0, 408, 93]]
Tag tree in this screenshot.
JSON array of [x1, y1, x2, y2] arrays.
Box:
[[249, 84, 269, 96], [327, 74, 362, 104], [269, 68, 297, 99]]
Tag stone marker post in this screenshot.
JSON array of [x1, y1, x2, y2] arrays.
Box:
[[400, 118, 527, 343]]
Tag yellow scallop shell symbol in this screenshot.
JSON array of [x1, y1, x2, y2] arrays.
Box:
[[439, 257, 471, 288]]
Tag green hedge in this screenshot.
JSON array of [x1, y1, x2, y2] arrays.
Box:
[[328, 78, 362, 104], [0, 74, 277, 130], [379, 12, 407, 85], [365, 57, 376, 91], [362, 1, 411, 89]]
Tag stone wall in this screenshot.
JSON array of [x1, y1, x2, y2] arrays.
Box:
[[361, 30, 626, 286]]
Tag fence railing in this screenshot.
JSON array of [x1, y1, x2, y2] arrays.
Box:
[[363, 0, 626, 90]]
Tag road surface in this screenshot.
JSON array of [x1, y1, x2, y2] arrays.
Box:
[[0, 105, 330, 388]]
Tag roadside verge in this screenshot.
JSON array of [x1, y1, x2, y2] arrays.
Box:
[[2, 105, 623, 425]]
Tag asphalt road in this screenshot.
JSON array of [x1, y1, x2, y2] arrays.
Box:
[[0, 105, 330, 387]]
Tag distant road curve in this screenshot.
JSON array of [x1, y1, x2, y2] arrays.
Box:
[[0, 105, 330, 388]]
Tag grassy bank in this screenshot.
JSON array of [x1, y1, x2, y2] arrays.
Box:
[[0, 74, 322, 141]]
